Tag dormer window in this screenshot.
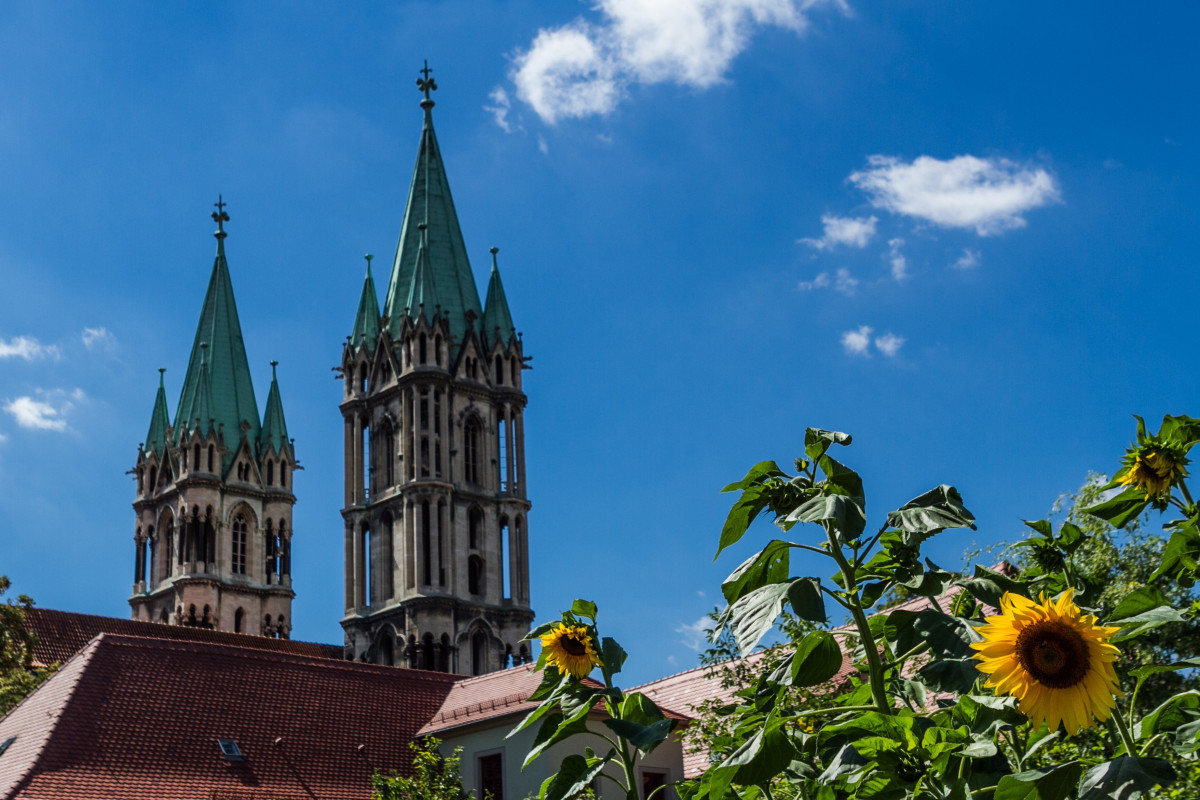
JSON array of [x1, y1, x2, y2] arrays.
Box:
[[217, 738, 243, 762]]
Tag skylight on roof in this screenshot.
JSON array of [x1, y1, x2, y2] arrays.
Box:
[[0, 736, 14, 757], [217, 738, 244, 761]]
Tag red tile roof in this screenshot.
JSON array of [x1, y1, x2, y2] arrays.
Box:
[[419, 664, 690, 736], [0, 633, 462, 800], [22, 607, 344, 666]]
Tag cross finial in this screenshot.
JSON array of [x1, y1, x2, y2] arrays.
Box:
[[212, 195, 230, 240], [365, 253, 374, 272], [417, 60, 437, 108]]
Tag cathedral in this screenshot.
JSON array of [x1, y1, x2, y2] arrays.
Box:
[[127, 66, 533, 675]]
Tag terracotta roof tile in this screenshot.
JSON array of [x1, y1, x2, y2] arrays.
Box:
[[0, 633, 462, 800], [22, 607, 343, 666]]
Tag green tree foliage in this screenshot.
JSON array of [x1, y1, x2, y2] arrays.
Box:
[[0, 575, 54, 718], [372, 736, 467, 800]]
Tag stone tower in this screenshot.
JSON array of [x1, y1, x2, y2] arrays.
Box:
[[130, 201, 299, 638], [339, 66, 533, 673]]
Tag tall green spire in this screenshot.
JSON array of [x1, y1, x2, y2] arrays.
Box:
[[144, 368, 170, 455], [174, 198, 261, 464], [260, 360, 291, 456], [482, 247, 516, 349], [350, 254, 381, 351], [382, 64, 484, 346], [189, 344, 216, 438]]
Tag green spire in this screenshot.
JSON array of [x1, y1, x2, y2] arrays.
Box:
[[482, 247, 516, 349], [144, 368, 170, 455], [382, 64, 485, 347], [260, 361, 291, 456], [189, 344, 216, 438], [350, 254, 381, 351], [174, 198, 261, 466], [405, 224, 441, 318]]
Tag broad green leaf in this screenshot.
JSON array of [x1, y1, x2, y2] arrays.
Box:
[[525, 710, 592, 767], [600, 637, 627, 678], [791, 631, 843, 687], [558, 683, 602, 718], [716, 485, 771, 558], [1128, 658, 1200, 697], [604, 717, 675, 755], [784, 493, 866, 542], [1111, 586, 1172, 620], [1082, 486, 1150, 530], [787, 577, 827, 623], [886, 485, 976, 543], [912, 609, 980, 659], [620, 691, 666, 726], [805, 428, 852, 462], [723, 581, 793, 655], [1078, 756, 1174, 800], [525, 620, 561, 641], [539, 753, 612, 800], [918, 657, 980, 694], [1135, 691, 1200, 740], [1110, 605, 1187, 643], [1151, 517, 1200, 586], [819, 454, 864, 505], [722, 540, 793, 604], [722, 460, 786, 493], [570, 599, 598, 620], [957, 564, 1031, 608], [510, 669, 570, 736], [995, 762, 1084, 800]]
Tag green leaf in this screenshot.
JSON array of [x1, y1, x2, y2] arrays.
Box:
[[886, 485, 977, 543], [1083, 486, 1150, 530], [1135, 691, 1200, 740], [1111, 586, 1172, 620], [786, 577, 826, 624], [600, 637, 627, 678], [1110, 605, 1187, 643], [539, 753, 612, 800], [604, 717, 676, 756], [912, 609, 980, 659], [918, 658, 980, 694], [570, 599, 598, 620], [957, 564, 1031, 608], [722, 540, 792, 604], [784, 493, 866, 542], [721, 581, 792, 656], [524, 710, 593, 768], [525, 620, 561, 641], [1078, 756, 1174, 800], [805, 428, 852, 462], [1151, 517, 1200, 586], [791, 631, 843, 687], [995, 762, 1084, 800], [716, 484, 772, 559], [620, 692, 666, 727], [722, 460, 786, 493], [1129, 658, 1200, 699]]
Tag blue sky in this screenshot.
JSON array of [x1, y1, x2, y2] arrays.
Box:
[[1, 1, 1197, 687]]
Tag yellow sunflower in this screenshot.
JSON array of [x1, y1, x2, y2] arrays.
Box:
[[1119, 446, 1188, 500], [541, 623, 601, 679], [970, 590, 1123, 734]]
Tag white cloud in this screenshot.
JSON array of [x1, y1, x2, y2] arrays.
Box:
[[511, 0, 847, 124], [849, 155, 1059, 235], [484, 87, 516, 133], [874, 332, 904, 357], [3, 388, 85, 432], [952, 248, 981, 270], [887, 238, 908, 281], [801, 214, 877, 250], [0, 431, 7, 443], [81, 326, 117, 352], [537, 134, 549, 155], [0, 335, 61, 361], [676, 616, 712, 651], [841, 325, 872, 356], [799, 267, 857, 294]]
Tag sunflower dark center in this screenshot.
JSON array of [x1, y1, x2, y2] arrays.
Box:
[[560, 634, 589, 657], [1014, 619, 1090, 689]]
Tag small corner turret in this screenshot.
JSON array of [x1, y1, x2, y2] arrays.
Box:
[[130, 198, 298, 639]]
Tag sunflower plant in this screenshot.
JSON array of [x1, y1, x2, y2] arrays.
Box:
[[526, 421, 1200, 800], [509, 600, 680, 800]]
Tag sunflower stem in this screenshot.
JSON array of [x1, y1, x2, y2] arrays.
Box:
[[823, 522, 891, 715], [1111, 705, 1138, 757]]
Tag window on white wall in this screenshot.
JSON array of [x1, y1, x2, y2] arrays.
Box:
[[640, 768, 669, 800], [478, 751, 504, 800]]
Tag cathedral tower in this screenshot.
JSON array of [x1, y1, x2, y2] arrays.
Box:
[[131, 201, 299, 637], [339, 66, 533, 673]]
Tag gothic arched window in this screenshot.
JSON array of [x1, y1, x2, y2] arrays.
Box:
[[193, 443, 201, 471], [231, 514, 248, 575], [468, 554, 484, 595], [267, 460, 274, 485], [471, 629, 488, 676], [234, 607, 244, 633], [464, 419, 480, 484]]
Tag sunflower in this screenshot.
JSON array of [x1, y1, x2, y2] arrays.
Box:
[[970, 590, 1122, 734], [1119, 445, 1188, 500], [541, 623, 601, 679]]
